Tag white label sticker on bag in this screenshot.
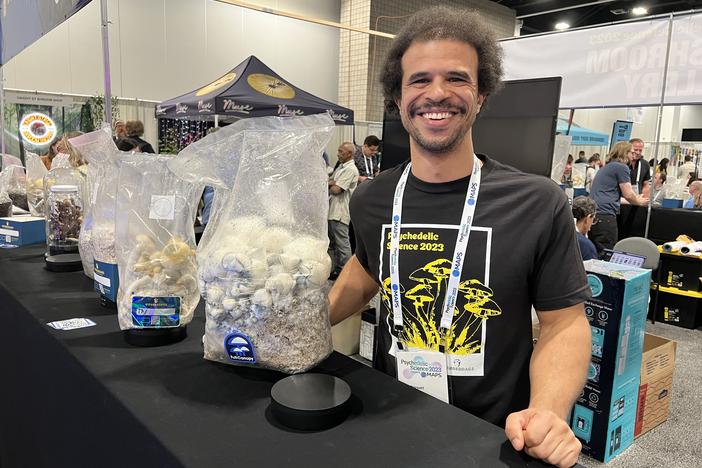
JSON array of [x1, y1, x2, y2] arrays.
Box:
[[0, 228, 19, 237], [149, 195, 176, 220]]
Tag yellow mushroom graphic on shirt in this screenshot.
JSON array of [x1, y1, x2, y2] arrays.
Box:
[[382, 258, 502, 355]]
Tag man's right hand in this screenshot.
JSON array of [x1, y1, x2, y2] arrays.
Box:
[[637, 195, 650, 206]]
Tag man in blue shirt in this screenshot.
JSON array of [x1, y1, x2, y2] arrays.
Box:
[[572, 196, 598, 261]]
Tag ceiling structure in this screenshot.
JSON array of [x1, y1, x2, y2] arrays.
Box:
[[496, 0, 702, 35]]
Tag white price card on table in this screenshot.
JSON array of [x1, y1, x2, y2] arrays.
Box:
[[47, 318, 97, 330]]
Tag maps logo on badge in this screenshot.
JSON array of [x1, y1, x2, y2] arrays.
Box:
[[400, 356, 443, 380], [225, 332, 256, 364]]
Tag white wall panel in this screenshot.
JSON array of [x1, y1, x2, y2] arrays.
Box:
[[115, 0, 167, 99], [5, 0, 340, 106]]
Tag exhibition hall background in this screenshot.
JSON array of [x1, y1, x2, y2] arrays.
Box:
[[2, 0, 701, 166]]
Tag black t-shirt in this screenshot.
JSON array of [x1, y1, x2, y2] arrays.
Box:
[[629, 159, 650, 192], [349, 155, 590, 426]]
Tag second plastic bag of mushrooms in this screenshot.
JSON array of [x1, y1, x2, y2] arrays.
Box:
[[169, 113, 335, 374]]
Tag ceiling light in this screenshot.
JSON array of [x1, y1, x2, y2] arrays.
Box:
[[632, 6, 648, 16], [555, 22, 570, 31]]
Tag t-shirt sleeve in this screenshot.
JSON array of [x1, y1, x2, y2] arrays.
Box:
[[615, 164, 631, 184], [349, 188, 369, 270], [531, 192, 591, 311], [335, 167, 356, 191]]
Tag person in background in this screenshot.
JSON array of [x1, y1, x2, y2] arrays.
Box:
[[684, 180, 702, 209], [678, 155, 696, 181], [116, 138, 141, 152], [572, 196, 598, 261], [651, 172, 667, 206], [575, 150, 587, 164], [584, 154, 600, 193], [629, 137, 650, 195], [41, 136, 61, 170], [589, 141, 648, 254], [328, 142, 359, 280], [354, 135, 380, 183], [330, 7, 591, 467], [125, 120, 155, 153], [561, 154, 573, 185], [656, 158, 669, 175], [113, 120, 126, 142]]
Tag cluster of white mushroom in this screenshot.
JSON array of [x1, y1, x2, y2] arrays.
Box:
[[201, 215, 333, 374], [117, 234, 199, 330]]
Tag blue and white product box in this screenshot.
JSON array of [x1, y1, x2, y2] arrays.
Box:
[[0, 216, 46, 246], [571, 260, 651, 463], [94, 260, 119, 302]]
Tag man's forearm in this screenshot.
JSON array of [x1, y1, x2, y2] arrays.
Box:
[[329, 255, 379, 325], [530, 305, 591, 419]]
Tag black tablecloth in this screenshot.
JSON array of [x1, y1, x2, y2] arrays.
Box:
[[619, 205, 702, 244], [0, 245, 553, 468]]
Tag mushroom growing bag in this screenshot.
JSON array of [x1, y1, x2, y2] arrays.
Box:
[[25, 152, 48, 216], [115, 153, 202, 331], [169, 114, 335, 374], [69, 128, 118, 280]]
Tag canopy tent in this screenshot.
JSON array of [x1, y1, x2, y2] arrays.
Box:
[[557, 118, 609, 146], [156, 56, 353, 125]]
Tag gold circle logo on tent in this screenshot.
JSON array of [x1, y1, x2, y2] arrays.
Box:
[[195, 72, 237, 97], [247, 74, 295, 99]]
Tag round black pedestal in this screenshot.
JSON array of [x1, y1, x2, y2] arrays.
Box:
[[45, 253, 83, 272], [123, 326, 187, 347], [99, 296, 117, 309], [270, 374, 352, 431]]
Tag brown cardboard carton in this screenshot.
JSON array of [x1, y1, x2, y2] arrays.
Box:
[[634, 333, 676, 438]]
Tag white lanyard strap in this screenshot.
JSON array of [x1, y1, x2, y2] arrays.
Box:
[[389, 154, 482, 343]]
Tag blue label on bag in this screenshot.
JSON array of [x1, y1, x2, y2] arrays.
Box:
[[224, 331, 257, 364], [131, 296, 181, 328], [94, 260, 119, 302]]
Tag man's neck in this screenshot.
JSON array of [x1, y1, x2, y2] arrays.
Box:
[[409, 135, 475, 183], [576, 222, 587, 236]]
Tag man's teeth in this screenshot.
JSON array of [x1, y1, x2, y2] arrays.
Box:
[[422, 112, 452, 120]]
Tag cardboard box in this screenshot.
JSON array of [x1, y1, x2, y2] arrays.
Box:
[[332, 311, 361, 356], [634, 333, 676, 438], [570, 260, 651, 463], [359, 309, 376, 361], [649, 285, 702, 329], [0, 216, 46, 246]]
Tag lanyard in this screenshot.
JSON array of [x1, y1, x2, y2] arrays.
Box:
[[389, 154, 482, 347], [364, 155, 374, 176]]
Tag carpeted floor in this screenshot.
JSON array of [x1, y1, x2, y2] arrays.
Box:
[[579, 322, 702, 468]]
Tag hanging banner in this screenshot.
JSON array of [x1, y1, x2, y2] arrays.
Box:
[[664, 14, 702, 105], [610, 120, 634, 148], [502, 16, 702, 108], [0, 0, 92, 65]]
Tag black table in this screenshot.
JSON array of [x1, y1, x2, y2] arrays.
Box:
[[619, 205, 702, 244], [0, 245, 553, 468]]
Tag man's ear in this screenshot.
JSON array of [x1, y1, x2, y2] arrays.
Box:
[[477, 94, 487, 112]]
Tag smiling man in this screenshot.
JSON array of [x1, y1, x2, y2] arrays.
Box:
[[328, 6, 591, 468]]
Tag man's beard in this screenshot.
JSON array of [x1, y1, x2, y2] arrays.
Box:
[[399, 100, 475, 154]]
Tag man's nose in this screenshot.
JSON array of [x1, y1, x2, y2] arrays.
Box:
[[425, 79, 450, 101]]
